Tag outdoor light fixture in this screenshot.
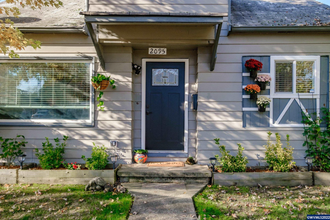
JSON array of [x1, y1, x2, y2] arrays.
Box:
[[209, 157, 216, 172], [305, 156, 313, 171], [132, 63, 142, 75], [17, 154, 26, 170], [110, 154, 118, 169]]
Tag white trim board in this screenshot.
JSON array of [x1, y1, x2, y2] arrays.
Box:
[[141, 59, 189, 154]]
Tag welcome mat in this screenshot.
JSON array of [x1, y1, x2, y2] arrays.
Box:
[[147, 162, 185, 167]]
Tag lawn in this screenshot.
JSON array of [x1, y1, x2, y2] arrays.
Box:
[[0, 184, 133, 220], [194, 185, 330, 220]]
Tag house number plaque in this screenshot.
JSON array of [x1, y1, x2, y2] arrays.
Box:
[[148, 48, 167, 55]]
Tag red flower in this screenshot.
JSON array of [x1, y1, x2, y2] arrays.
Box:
[[74, 162, 77, 164], [73, 165, 78, 169], [245, 59, 263, 71]]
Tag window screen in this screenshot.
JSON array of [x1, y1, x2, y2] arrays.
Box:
[[275, 62, 293, 93], [296, 61, 315, 93], [0, 63, 91, 120]]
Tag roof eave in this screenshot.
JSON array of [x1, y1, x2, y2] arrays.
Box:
[[231, 26, 330, 32]]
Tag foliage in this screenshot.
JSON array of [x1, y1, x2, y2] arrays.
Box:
[[63, 162, 81, 170], [0, 184, 133, 220], [214, 138, 248, 172], [256, 96, 271, 107], [35, 136, 68, 169], [244, 84, 261, 94], [81, 143, 109, 170], [264, 132, 295, 172], [0, 135, 27, 167], [91, 74, 116, 111], [186, 156, 196, 165], [255, 74, 271, 82], [133, 149, 148, 154], [0, 0, 63, 58], [245, 59, 263, 71], [302, 107, 330, 172]]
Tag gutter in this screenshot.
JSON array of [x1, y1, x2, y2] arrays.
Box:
[[231, 26, 330, 33], [18, 27, 85, 34]]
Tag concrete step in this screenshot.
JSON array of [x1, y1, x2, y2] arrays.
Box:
[[117, 164, 211, 184]]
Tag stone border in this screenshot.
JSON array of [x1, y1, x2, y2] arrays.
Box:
[[314, 172, 330, 186], [213, 172, 313, 186], [0, 166, 121, 185]]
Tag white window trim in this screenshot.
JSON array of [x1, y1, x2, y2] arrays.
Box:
[[0, 58, 95, 127], [270, 56, 320, 127], [141, 59, 189, 153]]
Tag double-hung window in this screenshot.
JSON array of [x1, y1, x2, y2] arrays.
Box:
[[270, 56, 320, 127], [0, 60, 94, 126]]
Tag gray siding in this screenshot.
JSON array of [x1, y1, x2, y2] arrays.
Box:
[[197, 32, 330, 166], [0, 34, 134, 165], [88, 0, 229, 15]]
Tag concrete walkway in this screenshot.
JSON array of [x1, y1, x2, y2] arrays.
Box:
[[123, 183, 205, 220]]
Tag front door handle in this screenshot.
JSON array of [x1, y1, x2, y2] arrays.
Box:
[[146, 111, 152, 115]]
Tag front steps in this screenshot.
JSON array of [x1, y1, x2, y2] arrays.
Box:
[[117, 164, 212, 184]]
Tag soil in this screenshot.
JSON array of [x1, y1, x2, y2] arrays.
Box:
[[0, 165, 113, 170], [215, 166, 302, 173], [0, 165, 20, 169]]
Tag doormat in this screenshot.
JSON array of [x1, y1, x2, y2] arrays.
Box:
[[147, 162, 185, 167]]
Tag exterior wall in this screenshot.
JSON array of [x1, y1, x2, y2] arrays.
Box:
[[0, 34, 133, 165], [196, 32, 330, 166], [132, 49, 198, 161], [88, 0, 229, 15]]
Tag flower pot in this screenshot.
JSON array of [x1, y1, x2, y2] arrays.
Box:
[[250, 93, 258, 100], [258, 82, 267, 90], [249, 69, 258, 79], [258, 105, 266, 112], [134, 153, 148, 164], [92, 80, 110, 91]]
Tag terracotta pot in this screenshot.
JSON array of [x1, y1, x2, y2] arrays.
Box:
[[258, 105, 266, 112], [250, 93, 258, 100], [92, 80, 110, 90], [258, 82, 267, 90], [250, 69, 258, 79], [134, 153, 148, 164]]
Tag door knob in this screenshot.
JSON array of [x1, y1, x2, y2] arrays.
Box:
[[146, 111, 152, 115]]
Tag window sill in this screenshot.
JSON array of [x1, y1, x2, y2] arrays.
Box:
[[0, 120, 94, 128]]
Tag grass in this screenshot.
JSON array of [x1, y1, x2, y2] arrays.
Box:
[[194, 185, 330, 220], [0, 184, 133, 220]]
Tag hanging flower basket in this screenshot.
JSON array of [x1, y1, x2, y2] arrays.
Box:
[[245, 59, 263, 79], [258, 105, 266, 112], [257, 82, 267, 90], [92, 80, 110, 91], [250, 93, 258, 100], [255, 74, 271, 91]]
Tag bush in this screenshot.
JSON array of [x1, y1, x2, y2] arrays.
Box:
[[302, 107, 330, 172], [133, 149, 148, 154], [35, 136, 68, 169], [0, 135, 27, 167], [82, 143, 109, 170], [214, 138, 248, 172], [264, 132, 295, 172]]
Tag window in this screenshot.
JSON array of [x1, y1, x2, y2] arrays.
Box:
[[270, 56, 320, 127], [0, 61, 93, 126], [152, 69, 179, 86]]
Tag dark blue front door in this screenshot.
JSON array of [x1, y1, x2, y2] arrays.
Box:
[[146, 62, 185, 151]]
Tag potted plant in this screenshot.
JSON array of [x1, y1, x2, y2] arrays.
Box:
[[256, 96, 271, 112], [133, 149, 148, 164], [244, 84, 260, 100], [91, 74, 116, 110], [245, 59, 263, 79], [255, 74, 271, 90]]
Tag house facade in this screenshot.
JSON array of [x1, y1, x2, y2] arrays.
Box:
[[0, 0, 329, 166]]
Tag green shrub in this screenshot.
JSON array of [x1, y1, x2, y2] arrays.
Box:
[[264, 132, 295, 172], [0, 135, 27, 167], [82, 143, 109, 170], [214, 138, 248, 172], [35, 136, 68, 169], [302, 107, 330, 172]]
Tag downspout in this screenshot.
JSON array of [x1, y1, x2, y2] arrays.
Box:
[[227, 0, 232, 35]]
